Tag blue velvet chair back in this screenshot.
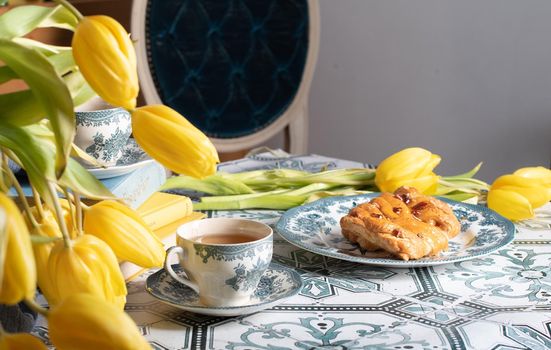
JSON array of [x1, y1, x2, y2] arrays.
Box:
[[144, 0, 310, 140]]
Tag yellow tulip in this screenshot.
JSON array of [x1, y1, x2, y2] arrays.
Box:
[[375, 147, 441, 194], [83, 200, 165, 267], [487, 173, 551, 221], [72, 16, 138, 110], [513, 166, 551, 187], [47, 234, 127, 309], [49, 293, 151, 350], [28, 202, 73, 235], [31, 221, 62, 306], [132, 105, 219, 178], [0, 193, 36, 305], [487, 188, 533, 221], [0, 332, 47, 350]]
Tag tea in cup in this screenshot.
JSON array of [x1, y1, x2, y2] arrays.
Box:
[[164, 218, 273, 307]]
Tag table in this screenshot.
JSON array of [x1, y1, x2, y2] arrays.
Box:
[[37, 153, 551, 349]]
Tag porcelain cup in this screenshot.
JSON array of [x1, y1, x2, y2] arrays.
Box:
[[74, 98, 131, 167], [165, 218, 273, 307]]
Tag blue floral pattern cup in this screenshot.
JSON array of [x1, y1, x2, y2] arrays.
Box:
[[75, 99, 131, 167], [165, 218, 273, 307]]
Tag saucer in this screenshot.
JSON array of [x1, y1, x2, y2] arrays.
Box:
[[146, 262, 303, 317], [87, 139, 154, 179]]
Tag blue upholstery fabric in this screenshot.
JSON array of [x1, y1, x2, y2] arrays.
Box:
[[146, 0, 309, 138]]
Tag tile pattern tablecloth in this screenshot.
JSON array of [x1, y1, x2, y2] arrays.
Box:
[[34, 153, 551, 350]]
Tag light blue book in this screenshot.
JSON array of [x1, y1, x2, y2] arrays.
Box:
[[100, 162, 167, 208], [10, 162, 167, 209]]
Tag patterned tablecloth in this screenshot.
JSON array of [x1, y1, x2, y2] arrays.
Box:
[[38, 152, 551, 350]]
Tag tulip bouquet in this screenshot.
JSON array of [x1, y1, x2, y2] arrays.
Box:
[[0, 1, 217, 348], [163, 147, 551, 222]]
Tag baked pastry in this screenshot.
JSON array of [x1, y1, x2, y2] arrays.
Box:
[[340, 186, 460, 260]]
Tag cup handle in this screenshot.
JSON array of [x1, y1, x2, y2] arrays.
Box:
[[164, 246, 200, 294]]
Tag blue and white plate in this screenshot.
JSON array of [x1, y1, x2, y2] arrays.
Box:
[[87, 139, 154, 179], [275, 194, 515, 268], [146, 262, 302, 317]]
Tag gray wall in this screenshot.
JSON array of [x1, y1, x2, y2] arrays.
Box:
[[306, 0, 551, 181]]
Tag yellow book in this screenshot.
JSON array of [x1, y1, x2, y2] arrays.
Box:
[[137, 192, 194, 232], [120, 192, 205, 281]]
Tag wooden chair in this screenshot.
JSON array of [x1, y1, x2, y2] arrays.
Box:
[[131, 0, 319, 157]]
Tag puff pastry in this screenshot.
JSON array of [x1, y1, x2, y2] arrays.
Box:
[[340, 186, 460, 260]]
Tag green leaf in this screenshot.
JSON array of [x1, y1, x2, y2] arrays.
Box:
[[0, 124, 56, 209], [38, 4, 79, 30], [193, 194, 307, 210], [439, 193, 478, 204], [161, 174, 255, 195], [0, 90, 44, 126], [47, 50, 75, 76], [1, 123, 113, 201], [0, 5, 77, 40], [0, 39, 75, 177], [12, 37, 71, 56], [63, 70, 96, 107], [58, 158, 115, 200], [0, 47, 74, 84], [0, 65, 18, 84], [444, 162, 483, 179]]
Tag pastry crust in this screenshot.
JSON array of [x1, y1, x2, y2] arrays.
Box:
[[339, 186, 460, 260]]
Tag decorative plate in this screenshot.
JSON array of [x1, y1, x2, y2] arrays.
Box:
[[275, 194, 515, 267], [87, 139, 154, 179], [146, 262, 303, 317]]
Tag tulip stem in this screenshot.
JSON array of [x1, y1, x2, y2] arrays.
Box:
[[47, 182, 72, 248], [0, 210, 6, 288], [74, 191, 84, 236], [1, 152, 39, 228], [32, 187, 45, 221], [62, 188, 77, 236], [24, 298, 49, 317], [54, 0, 83, 21], [59, 187, 90, 210]]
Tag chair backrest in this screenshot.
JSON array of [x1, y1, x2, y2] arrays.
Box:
[[132, 0, 319, 154]]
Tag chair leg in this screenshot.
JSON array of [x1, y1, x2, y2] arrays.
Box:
[[284, 104, 309, 155]]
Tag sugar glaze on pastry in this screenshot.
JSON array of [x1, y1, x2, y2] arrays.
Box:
[[340, 186, 460, 261]]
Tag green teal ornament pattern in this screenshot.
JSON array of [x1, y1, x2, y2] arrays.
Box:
[[31, 153, 551, 350]]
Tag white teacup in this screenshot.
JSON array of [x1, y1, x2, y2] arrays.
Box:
[[165, 218, 273, 307], [74, 98, 131, 167]]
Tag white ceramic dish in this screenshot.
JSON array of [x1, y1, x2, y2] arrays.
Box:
[[275, 194, 515, 268], [146, 262, 302, 317], [87, 138, 154, 179]]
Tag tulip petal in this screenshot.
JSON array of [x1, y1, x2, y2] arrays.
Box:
[[47, 234, 127, 309], [491, 174, 551, 208], [497, 185, 550, 209], [49, 294, 151, 350], [376, 147, 435, 182], [0, 193, 36, 305], [514, 166, 551, 187], [0, 333, 47, 350], [132, 105, 219, 178], [72, 16, 138, 110], [416, 153, 442, 177], [84, 200, 165, 268], [396, 173, 439, 195], [375, 147, 441, 194], [487, 188, 534, 221]]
